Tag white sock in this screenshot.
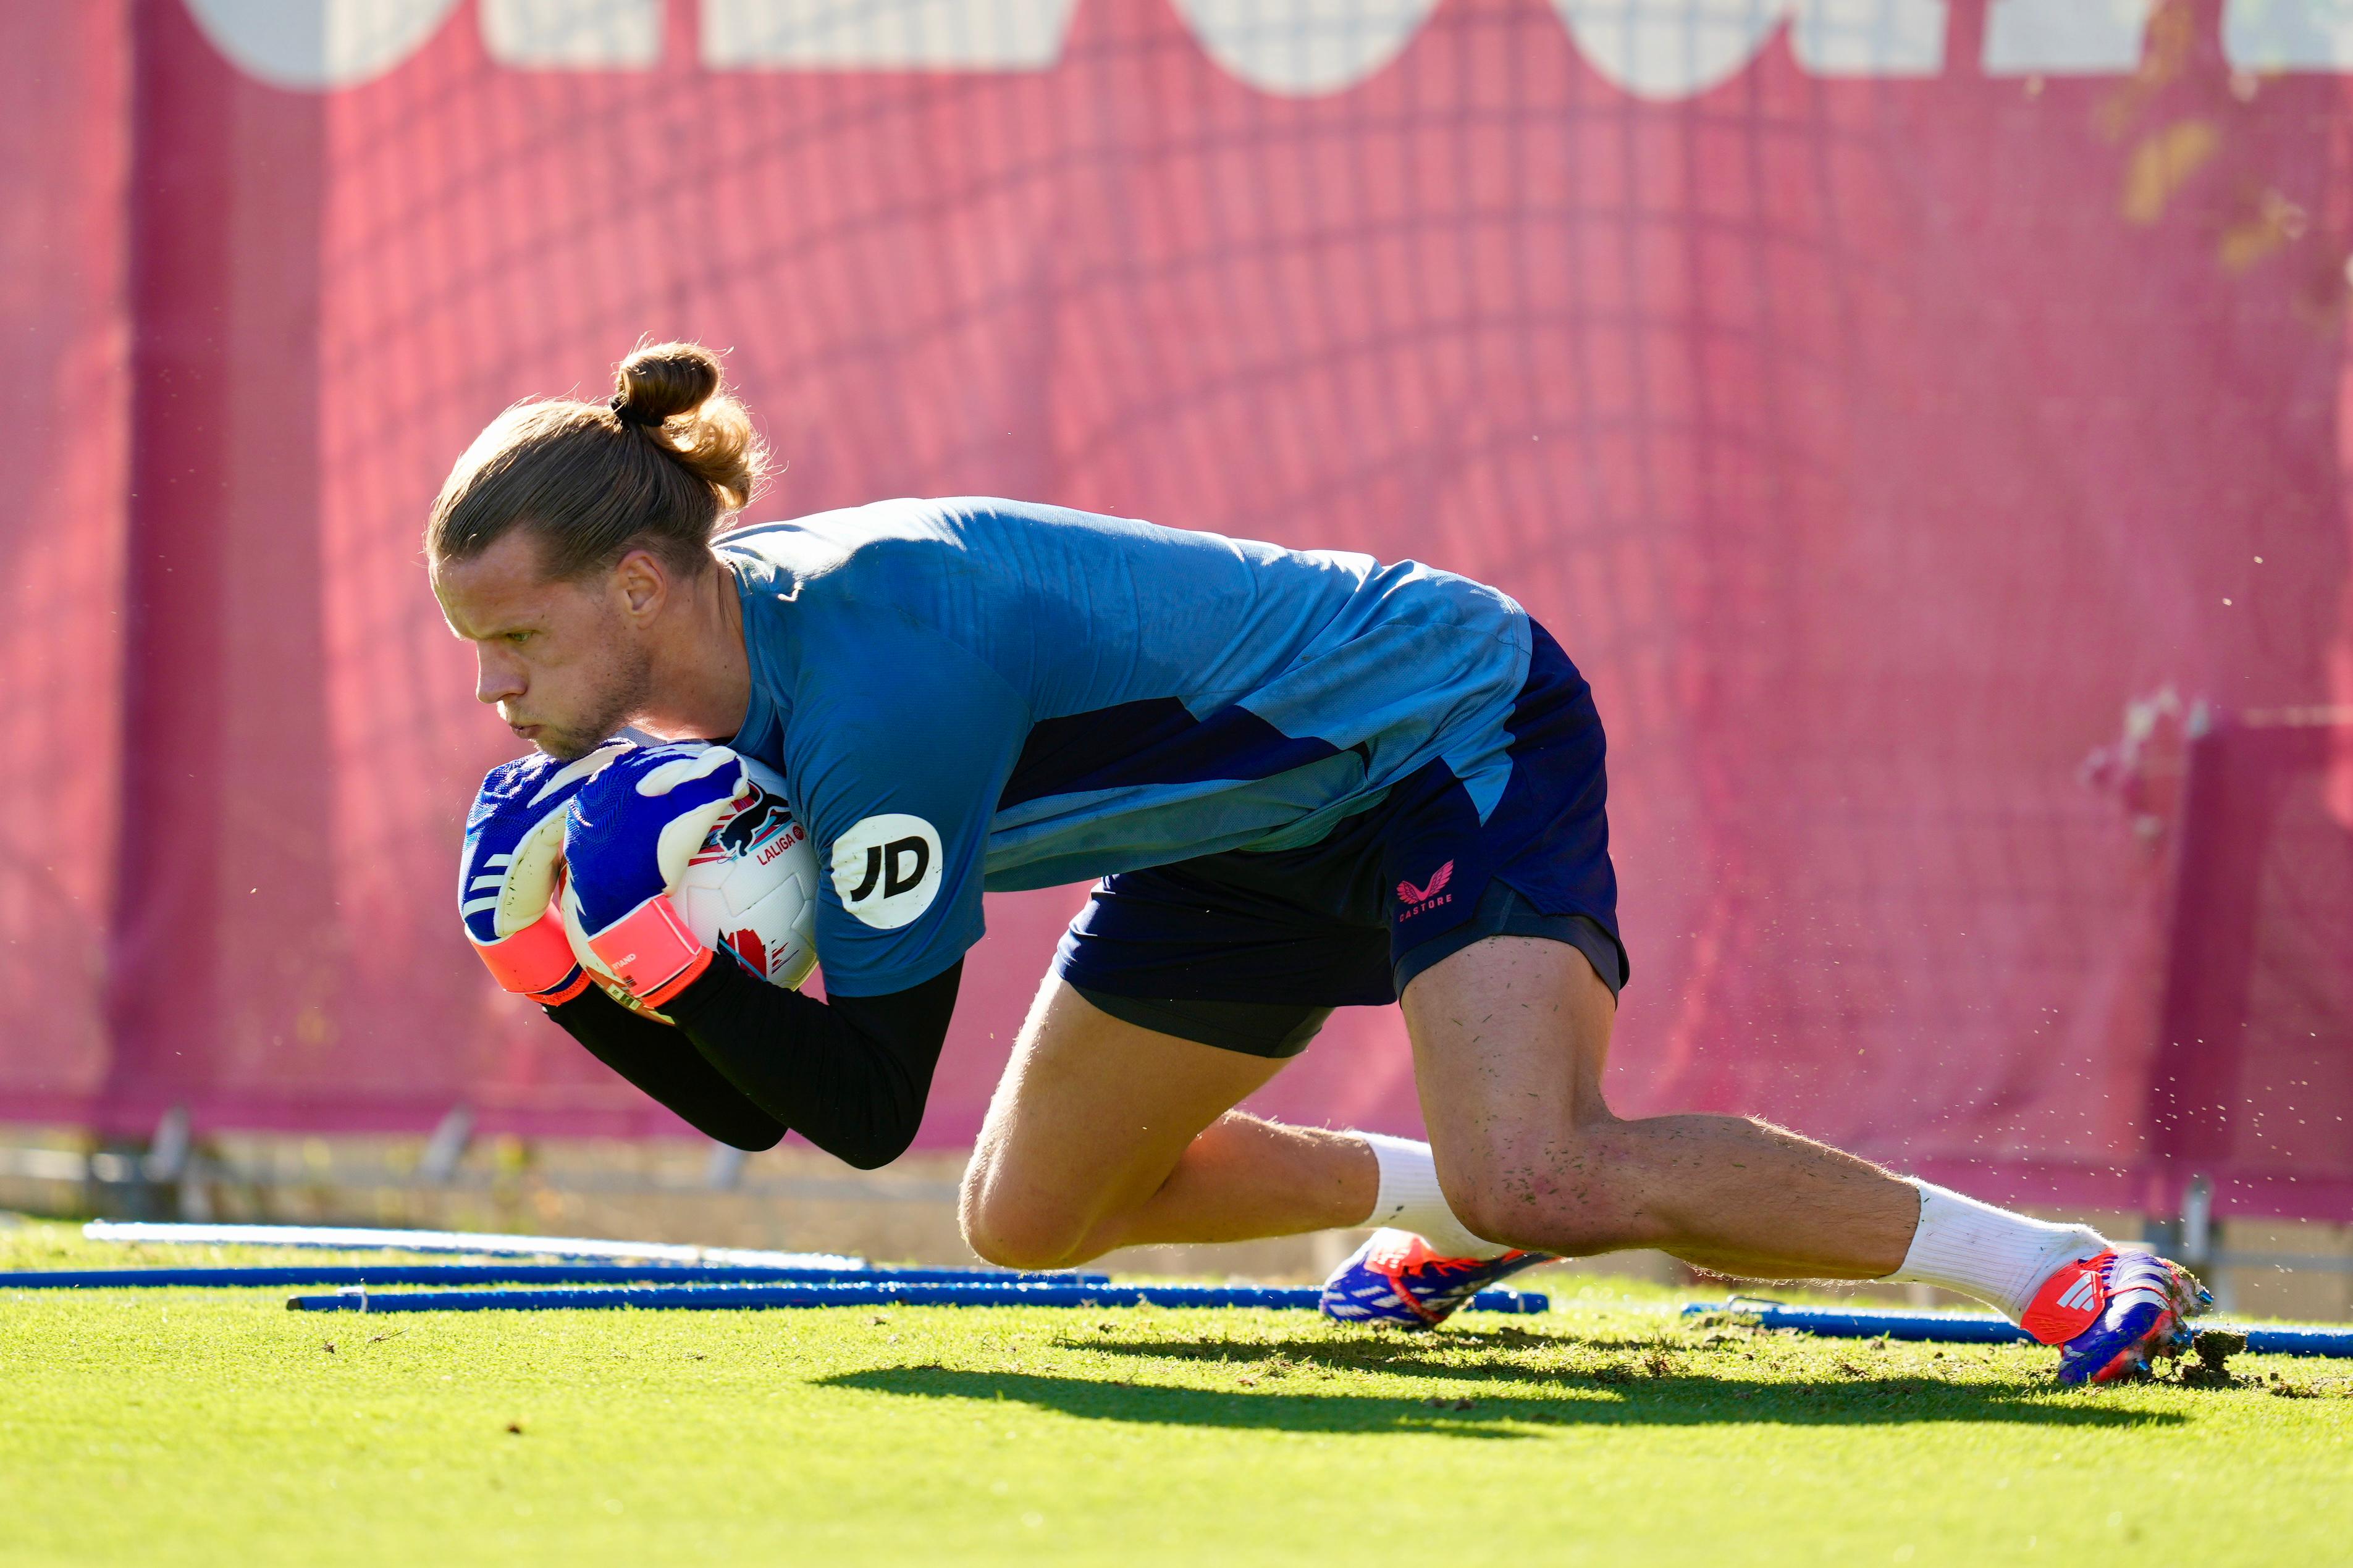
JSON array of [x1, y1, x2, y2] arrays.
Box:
[[1349, 1131, 1510, 1260], [1884, 1180, 2109, 1322]]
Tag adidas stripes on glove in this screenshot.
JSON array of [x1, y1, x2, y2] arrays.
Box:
[[457, 740, 632, 1005]]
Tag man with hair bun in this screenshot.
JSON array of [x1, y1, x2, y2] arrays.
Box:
[[427, 341, 2207, 1382]]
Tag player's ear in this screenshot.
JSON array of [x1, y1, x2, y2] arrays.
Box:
[[611, 545, 668, 623]]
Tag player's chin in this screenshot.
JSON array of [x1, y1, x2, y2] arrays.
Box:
[[521, 725, 596, 761]]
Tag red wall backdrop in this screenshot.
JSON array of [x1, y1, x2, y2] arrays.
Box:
[[4, 0, 2349, 1221], [0, 5, 131, 1121]]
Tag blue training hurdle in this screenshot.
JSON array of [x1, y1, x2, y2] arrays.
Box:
[[82, 1220, 857, 1270], [1683, 1299, 2353, 1359], [287, 1280, 1551, 1314], [4, 1264, 1110, 1291]]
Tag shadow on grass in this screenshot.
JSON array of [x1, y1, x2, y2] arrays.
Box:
[[1072, 1329, 1687, 1385], [819, 1357, 2185, 1438]]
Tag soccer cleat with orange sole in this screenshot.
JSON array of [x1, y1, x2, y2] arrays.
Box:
[[2024, 1248, 2212, 1385], [1319, 1228, 1552, 1327]]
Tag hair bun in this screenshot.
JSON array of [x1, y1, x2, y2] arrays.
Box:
[[429, 337, 768, 583], [611, 341, 723, 427]]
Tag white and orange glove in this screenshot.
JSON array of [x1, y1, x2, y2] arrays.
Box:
[[562, 744, 751, 1009], [457, 742, 633, 1005]]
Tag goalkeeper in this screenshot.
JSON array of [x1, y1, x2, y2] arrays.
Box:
[[430, 342, 2205, 1385]]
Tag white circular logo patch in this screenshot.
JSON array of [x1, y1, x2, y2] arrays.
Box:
[[830, 813, 943, 929]]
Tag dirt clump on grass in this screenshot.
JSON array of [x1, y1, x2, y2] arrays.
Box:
[[2174, 1328, 2248, 1389], [1683, 1309, 1762, 1333]]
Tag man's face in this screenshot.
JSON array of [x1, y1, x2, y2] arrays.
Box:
[[431, 530, 652, 760]]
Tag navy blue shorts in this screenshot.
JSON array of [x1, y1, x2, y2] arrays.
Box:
[[1053, 621, 1625, 1057]]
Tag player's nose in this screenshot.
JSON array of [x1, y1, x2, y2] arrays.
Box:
[[474, 645, 524, 706]]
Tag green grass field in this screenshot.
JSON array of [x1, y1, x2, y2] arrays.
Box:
[[2, 1220, 2347, 1567]]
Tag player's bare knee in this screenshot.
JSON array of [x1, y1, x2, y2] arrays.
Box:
[[1435, 1163, 1546, 1253], [958, 1179, 1085, 1272], [1484, 1191, 1649, 1256], [1442, 1133, 1652, 1256], [963, 1225, 1072, 1273], [961, 1207, 1075, 1272], [954, 1142, 992, 1226]]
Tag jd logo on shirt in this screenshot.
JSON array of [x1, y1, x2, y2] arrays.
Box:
[[830, 813, 944, 929]]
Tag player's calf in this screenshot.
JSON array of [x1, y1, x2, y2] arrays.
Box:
[[1427, 1117, 1719, 1260], [1438, 1167, 1659, 1260]]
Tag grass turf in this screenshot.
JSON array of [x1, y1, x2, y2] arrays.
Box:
[[2, 1220, 2348, 1566]]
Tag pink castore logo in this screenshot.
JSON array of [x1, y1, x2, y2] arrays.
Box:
[[1396, 861, 1454, 907]]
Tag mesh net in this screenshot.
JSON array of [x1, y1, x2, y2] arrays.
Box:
[[0, 0, 2347, 1216], [0, 5, 130, 1120], [2149, 711, 2353, 1219]]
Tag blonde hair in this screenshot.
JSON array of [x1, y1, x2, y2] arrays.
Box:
[[426, 340, 770, 579]]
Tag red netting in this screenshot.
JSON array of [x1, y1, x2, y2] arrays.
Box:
[[0, 5, 130, 1118], [1, 1, 2348, 1218], [2149, 712, 2353, 1220]]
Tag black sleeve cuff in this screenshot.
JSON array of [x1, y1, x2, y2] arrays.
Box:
[[544, 984, 786, 1151], [657, 957, 961, 1170]]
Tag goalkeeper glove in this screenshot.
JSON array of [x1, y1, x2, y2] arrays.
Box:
[[563, 743, 751, 1008], [458, 740, 632, 1004]]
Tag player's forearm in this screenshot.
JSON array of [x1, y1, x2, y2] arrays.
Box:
[[543, 987, 787, 1151], [662, 958, 961, 1170]]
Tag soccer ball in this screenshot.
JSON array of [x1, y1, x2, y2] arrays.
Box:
[[559, 755, 820, 1020]]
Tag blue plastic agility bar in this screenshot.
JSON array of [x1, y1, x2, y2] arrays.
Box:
[[4, 1264, 1109, 1291], [288, 1280, 1551, 1315], [83, 1220, 858, 1270], [1682, 1299, 2353, 1359]]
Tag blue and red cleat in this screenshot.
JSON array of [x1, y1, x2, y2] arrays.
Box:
[[1320, 1228, 1552, 1327], [2024, 1248, 2212, 1385]]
